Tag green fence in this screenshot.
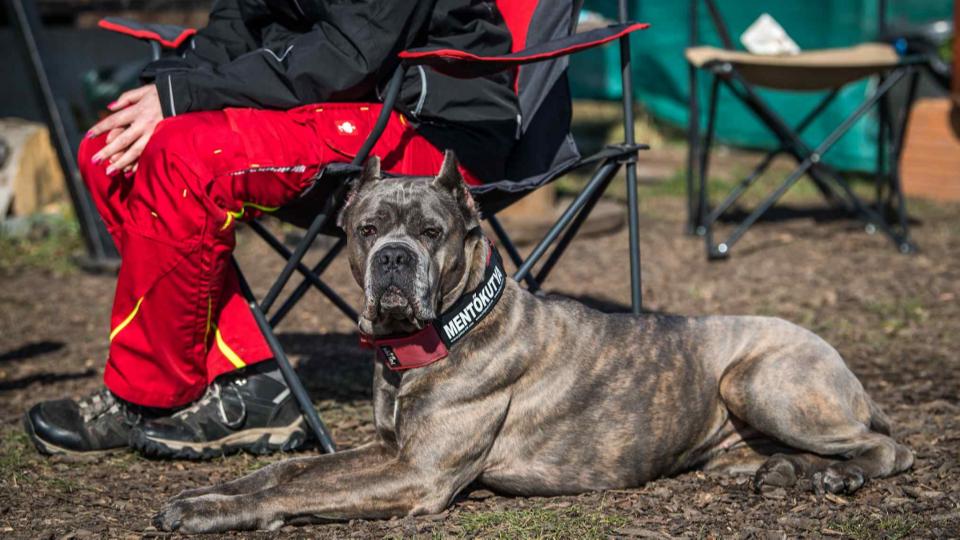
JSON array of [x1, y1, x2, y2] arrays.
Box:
[[570, 1, 952, 171]]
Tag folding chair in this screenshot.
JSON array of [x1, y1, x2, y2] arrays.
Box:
[[685, 0, 930, 259], [99, 0, 650, 453]]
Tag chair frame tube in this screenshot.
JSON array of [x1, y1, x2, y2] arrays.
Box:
[[618, 0, 643, 314]]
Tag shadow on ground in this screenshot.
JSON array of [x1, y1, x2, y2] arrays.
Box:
[[280, 332, 373, 402]]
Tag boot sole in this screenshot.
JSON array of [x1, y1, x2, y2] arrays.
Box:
[[22, 413, 122, 457], [130, 416, 310, 460]]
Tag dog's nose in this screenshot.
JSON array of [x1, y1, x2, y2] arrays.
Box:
[[376, 245, 414, 273]]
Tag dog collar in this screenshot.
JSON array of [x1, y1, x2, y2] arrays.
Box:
[[360, 238, 506, 371]]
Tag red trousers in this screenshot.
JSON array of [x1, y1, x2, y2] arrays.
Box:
[[80, 103, 477, 408]]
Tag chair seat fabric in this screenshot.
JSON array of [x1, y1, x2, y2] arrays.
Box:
[[685, 43, 901, 90]]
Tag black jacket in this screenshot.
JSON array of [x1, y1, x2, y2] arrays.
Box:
[[145, 0, 519, 181]]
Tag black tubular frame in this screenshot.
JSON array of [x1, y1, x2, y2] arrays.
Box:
[[686, 0, 927, 259]]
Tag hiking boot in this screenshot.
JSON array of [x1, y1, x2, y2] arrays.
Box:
[[129, 363, 308, 460], [24, 388, 160, 455]]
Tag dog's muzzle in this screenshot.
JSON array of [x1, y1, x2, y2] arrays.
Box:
[[369, 243, 420, 319]]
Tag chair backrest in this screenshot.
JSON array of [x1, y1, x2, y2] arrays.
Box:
[[490, 0, 582, 189], [495, 0, 579, 128]]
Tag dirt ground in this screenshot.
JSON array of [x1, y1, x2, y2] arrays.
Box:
[[1, 174, 959, 538]]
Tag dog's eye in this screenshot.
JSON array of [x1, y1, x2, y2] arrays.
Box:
[[359, 225, 377, 237], [422, 227, 441, 240]]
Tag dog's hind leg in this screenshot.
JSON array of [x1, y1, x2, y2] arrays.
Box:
[[717, 321, 913, 495]]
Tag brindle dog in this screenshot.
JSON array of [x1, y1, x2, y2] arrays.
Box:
[[154, 152, 913, 533]]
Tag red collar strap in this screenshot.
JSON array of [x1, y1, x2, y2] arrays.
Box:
[[360, 238, 506, 371]]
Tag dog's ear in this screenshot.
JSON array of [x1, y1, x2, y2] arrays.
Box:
[[432, 150, 479, 229], [358, 155, 382, 188], [337, 156, 382, 229]]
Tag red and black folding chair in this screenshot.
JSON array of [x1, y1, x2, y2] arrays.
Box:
[[98, 0, 650, 453]]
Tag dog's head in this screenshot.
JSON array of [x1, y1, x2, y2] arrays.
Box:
[[338, 151, 482, 335]]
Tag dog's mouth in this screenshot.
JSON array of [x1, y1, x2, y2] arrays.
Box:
[[378, 285, 415, 319], [360, 283, 432, 334]]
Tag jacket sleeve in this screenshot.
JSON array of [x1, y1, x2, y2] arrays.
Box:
[[156, 1, 431, 117]]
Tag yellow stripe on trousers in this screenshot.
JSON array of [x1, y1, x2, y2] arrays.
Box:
[[214, 325, 247, 369], [109, 297, 144, 342], [220, 202, 280, 231]]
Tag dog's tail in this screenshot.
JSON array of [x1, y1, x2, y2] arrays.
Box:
[[867, 396, 893, 435]]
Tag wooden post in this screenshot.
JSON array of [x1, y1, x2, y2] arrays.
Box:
[[0, 118, 66, 219]]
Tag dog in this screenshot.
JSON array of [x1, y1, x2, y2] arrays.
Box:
[[154, 151, 913, 533]]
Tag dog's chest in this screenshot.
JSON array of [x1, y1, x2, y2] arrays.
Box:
[[373, 374, 402, 444]]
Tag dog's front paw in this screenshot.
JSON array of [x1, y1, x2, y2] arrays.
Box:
[[153, 498, 226, 534], [153, 495, 266, 533], [153, 501, 185, 532]]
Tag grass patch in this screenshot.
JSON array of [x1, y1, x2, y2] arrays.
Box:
[[0, 429, 33, 486], [0, 212, 83, 274], [830, 513, 920, 540], [0, 428, 87, 494], [456, 504, 629, 540], [864, 296, 929, 338]]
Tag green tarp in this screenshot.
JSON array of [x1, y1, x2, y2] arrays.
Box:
[[570, 1, 952, 171]]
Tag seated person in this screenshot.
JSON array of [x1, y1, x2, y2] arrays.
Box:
[[24, 0, 518, 458]]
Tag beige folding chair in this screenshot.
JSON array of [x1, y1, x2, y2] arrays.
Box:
[[686, 0, 932, 259]]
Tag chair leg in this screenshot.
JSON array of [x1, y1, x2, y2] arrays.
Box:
[[514, 160, 619, 286], [269, 237, 349, 327], [696, 73, 720, 255], [233, 258, 337, 454], [686, 61, 701, 235], [875, 74, 890, 213], [534, 161, 622, 284], [886, 68, 920, 254], [618, 0, 643, 314], [259, 184, 350, 315], [485, 215, 543, 291], [247, 220, 358, 322]]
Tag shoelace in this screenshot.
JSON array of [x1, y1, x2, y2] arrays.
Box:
[[78, 388, 140, 425], [171, 380, 247, 429], [78, 389, 118, 422]]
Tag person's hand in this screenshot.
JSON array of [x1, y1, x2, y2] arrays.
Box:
[[88, 84, 164, 176]]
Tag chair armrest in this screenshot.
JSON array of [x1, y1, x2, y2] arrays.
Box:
[[98, 17, 197, 49], [398, 22, 648, 78]]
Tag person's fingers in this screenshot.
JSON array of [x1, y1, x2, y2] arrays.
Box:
[[96, 124, 141, 168], [110, 135, 150, 174], [105, 127, 124, 145], [108, 85, 150, 111], [88, 106, 138, 140]]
